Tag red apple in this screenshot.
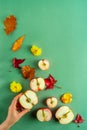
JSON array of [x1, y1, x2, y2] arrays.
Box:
[[46, 97, 58, 108], [30, 77, 45, 92], [38, 59, 50, 70], [36, 108, 52, 122], [19, 90, 38, 110], [55, 106, 74, 124]]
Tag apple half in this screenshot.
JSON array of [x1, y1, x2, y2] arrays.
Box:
[[46, 97, 58, 108], [55, 106, 74, 124], [36, 108, 52, 122], [38, 59, 50, 70], [19, 90, 38, 110], [30, 77, 45, 92]]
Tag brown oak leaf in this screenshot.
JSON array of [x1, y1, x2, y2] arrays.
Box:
[[4, 15, 17, 35], [21, 66, 35, 80]]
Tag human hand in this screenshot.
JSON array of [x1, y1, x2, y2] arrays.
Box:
[[0, 93, 30, 130], [6, 93, 29, 127]]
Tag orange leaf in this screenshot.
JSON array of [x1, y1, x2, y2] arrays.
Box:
[[12, 35, 25, 51], [4, 15, 17, 35], [21, 66, 35, 80]]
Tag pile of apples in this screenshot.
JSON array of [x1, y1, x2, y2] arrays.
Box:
[[17, 59, 74, 124], [18, 90, 74, 124]]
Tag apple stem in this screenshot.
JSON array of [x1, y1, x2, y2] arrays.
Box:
[[42, 110, 46, 121], [58, 111, 70, 120], [24, 93, 31, 102], [62, 111, 70, 118], [51, 98, 54, 104], [24, 93, 35, 106], [55, 85, 62, 89]]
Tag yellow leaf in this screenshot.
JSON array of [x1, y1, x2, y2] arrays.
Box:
[[12, 35, 25, 51]]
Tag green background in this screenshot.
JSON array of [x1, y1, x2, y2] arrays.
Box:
[[0, 0, 87, 130]]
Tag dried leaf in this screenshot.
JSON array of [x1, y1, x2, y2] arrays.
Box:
[[12, 35, 25, 51], [4, 15, 17, 35], [74, 114, 84, 123], [13, 58, 25, 68], [21, 66, 35, 80], [45, 74, 57, 89]]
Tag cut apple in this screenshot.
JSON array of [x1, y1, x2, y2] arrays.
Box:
[[38, 59, 50, 70], [46, 97, 58, 108], [19, 90, 38, 110], [55, 106, 74, 124], [30, 77, 45, 92], [36, 108, 52, 122]]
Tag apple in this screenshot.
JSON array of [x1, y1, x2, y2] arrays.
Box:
[[46, 97, 58, 108], [55, 106, 74, 124], [36, 108, 52, 122], [30, 77, 45, 92], [38, 59, 50, 70], [16, 101, 24, 112], [19, 90, 38, 110]]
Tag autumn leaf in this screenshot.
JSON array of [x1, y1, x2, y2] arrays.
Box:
[[12, 35, 25, 51], [74, 114, 84, 123], [45, 74, 57, 89], [21, 66, 35, 80], [13, 58, 25, 68], [4, 15, 17, 35]]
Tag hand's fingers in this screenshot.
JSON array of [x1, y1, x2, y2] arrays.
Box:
[[19, 109, 30, 117], [10, 93, 23, 107]]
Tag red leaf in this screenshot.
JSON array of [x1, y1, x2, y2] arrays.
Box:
[[45, 78, 51, 86], [13, 58, 25, 68], [45, 78, 54, 89], [74, 114, 84, 123], [49, 74, 57, 84], [45, 74, 57, 89]]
